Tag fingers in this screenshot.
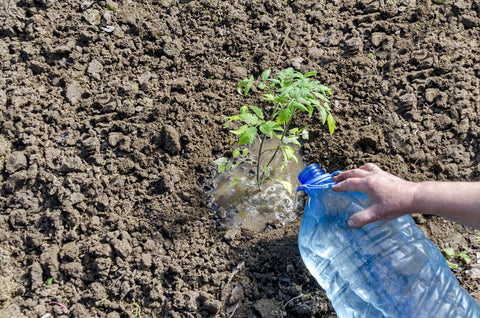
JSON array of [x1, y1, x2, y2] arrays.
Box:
[[333, 163, 381, 182], [347, 207, 382, 228], [332, 177, 371, 193], [361, 163, 381, 173]]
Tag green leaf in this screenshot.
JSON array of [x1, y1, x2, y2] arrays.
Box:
[[278, 179, 293, 194], [301, 129, 309, 140], [244, 76, 254, 95], [228, 177, 242, 187], [232, 149, 240, 158], [238, 126, 257, 145], [460, 251, 472, 264], [259, 121, 282, 135], [45, 278, 53, 286], [327, 114, 336, 134], [319, 107, 327, 125], [240, 113, 260, 126], [261, 69, 271, 81], [283, 135, 301, 147], [214, 157, 229, 173], [224, 115, 242, 128], [248, 105, 264, 119], [262, 94, 275, 101], [442, 248, 455, 257], [281, 145, 297, 171], [277, 108, 292, 125], [230, 125, 247, 135], [289, 127, 299, 134], [293, 102, 308, 112], [242, 148, 249, 156], [304, 71, 317, 78], [259, 82, 266, 90]]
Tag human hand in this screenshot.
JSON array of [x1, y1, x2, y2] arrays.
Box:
[[331, 163, 418, 228]]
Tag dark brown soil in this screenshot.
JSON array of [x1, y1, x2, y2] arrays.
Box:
[[1, 0, 480, 317]]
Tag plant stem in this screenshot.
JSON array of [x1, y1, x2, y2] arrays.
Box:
[[256, 135, 266, 184], [258, 110, 295, 184]]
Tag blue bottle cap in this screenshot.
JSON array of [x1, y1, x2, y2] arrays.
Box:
[[297, 164, 342, 192], [298, 163, 325, 185]]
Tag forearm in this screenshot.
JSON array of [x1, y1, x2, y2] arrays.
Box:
[[414, 181, 480, 229]]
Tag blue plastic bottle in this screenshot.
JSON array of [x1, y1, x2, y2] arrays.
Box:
[[297, 163, 480, 318]]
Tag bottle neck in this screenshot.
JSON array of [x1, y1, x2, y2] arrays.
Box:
[[297, 164, 342, 193]]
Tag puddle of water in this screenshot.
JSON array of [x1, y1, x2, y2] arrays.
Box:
[[208, 138, 306, 232]]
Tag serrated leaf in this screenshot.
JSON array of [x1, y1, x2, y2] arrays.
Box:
[[277, 109, 292, 125], [230, 125, 247, 135], [240, 105, 249, 115], [248, 105, 264, 119], [319, 107, 327, 125], [228, 177, 242, 188], [259, 121, 282, 135], [238, 126, 257, 145], [214, 157, 228, 173], [261, 69, 271, 81], [240, 113, 260, 126]]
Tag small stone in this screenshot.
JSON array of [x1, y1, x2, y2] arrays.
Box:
[[286, 264, 294, 273], [140, 253, 152, 269], [230, 65, 247, 80], [83, 9, 101, 26], [29, 262, 43, 290], [461, 16, 478, 29], [307, 47, 324, 59], [291, 57, 304, 70], [59, 156, 85, 173], [0, 136, 11, 156], [162, 125, 181, 155], [344, 37, 362, 55], [71, 192, 85, 204], [228, 285, 244, 305], [108, 133, 123, 147], [253, 298, 280, 318], [5, 151, 27, 174], [29, 61, 49, 74], [398, 93, 417, 109], [82, 137, 100, 155], [80, 1, 93, 11], [60, 262, 84, 279], [224, 227, 241, 241], [87, 60, 103, 80], [65, 81, 82, 104], [425, 88, 438, 103], [371, 32, 386, 47], [110, 239, 132, 259]]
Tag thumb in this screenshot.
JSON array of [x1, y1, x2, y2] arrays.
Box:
[[347, 206, 382, 228]]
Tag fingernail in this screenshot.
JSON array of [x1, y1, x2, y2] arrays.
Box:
[[347, 219, 356, 227]]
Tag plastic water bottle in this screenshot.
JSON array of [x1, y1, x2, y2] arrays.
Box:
[[297, 163, 480, 318]]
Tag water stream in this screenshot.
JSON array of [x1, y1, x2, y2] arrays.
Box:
[[208, 138, 306, 232]]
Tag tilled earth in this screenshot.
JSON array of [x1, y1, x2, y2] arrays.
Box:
[[1, 0, 480, 317]]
